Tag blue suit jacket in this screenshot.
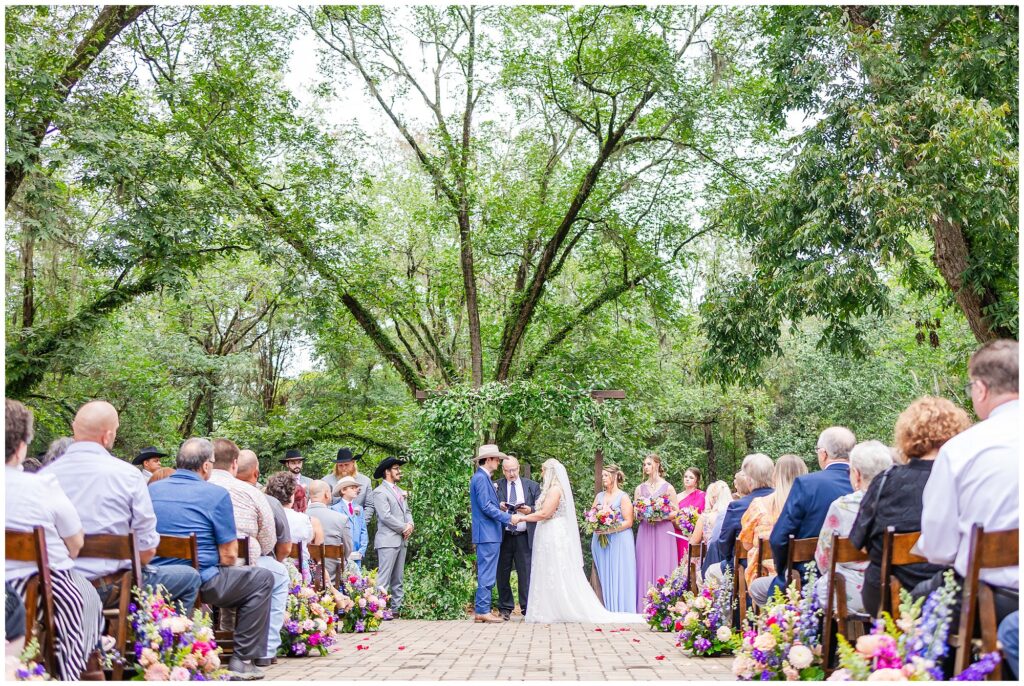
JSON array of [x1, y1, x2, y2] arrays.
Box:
[[471, 468, 512, 544], [769, 463, 853, 579], [331, 501, 369, 563], [704, 486, 774, 573]]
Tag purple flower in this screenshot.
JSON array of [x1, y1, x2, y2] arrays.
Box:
[[953, 652, 1002, 681], [355, 620, 366, 633], [285, 620, 300, 634], [694, 637, 712, 653], [760, 670, 772, 680]]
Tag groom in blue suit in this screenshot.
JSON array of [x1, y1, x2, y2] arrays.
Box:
[[470, 444, 522, 623]]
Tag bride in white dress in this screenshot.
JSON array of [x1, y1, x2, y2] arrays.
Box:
[[521, 458, 644, 623]]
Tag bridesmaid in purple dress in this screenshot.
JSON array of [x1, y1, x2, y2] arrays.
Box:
[[675, 466, 706, 563], [633, 453, 678, 611]]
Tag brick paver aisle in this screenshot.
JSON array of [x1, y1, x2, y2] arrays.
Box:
[[263, 616, 734, 681]]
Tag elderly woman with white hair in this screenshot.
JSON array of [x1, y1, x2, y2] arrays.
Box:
[[812, 440, 894, 613]]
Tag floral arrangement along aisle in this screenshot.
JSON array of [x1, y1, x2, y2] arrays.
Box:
[[828, 571, 1001, 682], [642, 563, 690, 631], [634, 493, 674, 524], [338, 567, 392, 633], [13, 639, 51, 681], [129, 586, 228, 681], [676, 568, 738, 657], [280, 560, 339, 657], [582, 505, 625, 547], [732, 572, 825, 681]]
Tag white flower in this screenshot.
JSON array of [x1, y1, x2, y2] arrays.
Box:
[[732, 654, 755, 679], [788, 644, 814, 669], [827, 669, 852, 682], [716, 626, 733, 642], [691, 595, 708, 610], [753, 633, 777, 651], [683, 611, 699, 628]]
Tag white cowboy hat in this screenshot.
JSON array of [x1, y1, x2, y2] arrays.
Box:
[[470, 443, 508, 464], [332, 475, 361, 496]]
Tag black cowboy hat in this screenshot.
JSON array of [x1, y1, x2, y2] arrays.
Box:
[[132, 446, 168, 466], [278, 448, 304, 464], [373, 456, 406, 480], [334, 447, 359, 464]]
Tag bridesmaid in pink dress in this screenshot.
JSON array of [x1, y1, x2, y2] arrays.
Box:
[[675, 466, 706, 563], [633, 453, 678, 611]]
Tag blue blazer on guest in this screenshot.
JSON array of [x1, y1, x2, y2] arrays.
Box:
[[769, 462, 853, 580], [470, 467, 512, 545], [703, 486, 774, 574], [330, 501, 369, 568]]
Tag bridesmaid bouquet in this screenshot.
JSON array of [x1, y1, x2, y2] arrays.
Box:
[[634, 494, 674, 523], [675, 506, 700, 535], [732, 570, 824, 681], [582, 506, 625, 547], [828, 571, 1000, 681]]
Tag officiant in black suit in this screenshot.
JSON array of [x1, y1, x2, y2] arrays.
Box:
[[495, 455, 540, 620]]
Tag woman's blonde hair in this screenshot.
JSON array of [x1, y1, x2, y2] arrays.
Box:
[[603, 464, 626, 488], [644, 452, 666, 478], [769, 454, 807, 515], [704, 480, 731, 515]]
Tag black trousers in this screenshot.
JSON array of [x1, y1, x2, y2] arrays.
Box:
[[497, 531, 532, 613], [201, 566, 274, 661]]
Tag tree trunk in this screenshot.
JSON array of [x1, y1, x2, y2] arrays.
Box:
[[703, 421, 717, 483], [931, 216, 1012, 343], [458, 8, 482, 388], [21, 233, 35, 331]]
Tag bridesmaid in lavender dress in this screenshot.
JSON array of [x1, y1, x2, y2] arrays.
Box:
[[633, 453, 678, 611], [675, 466, 706, 563]]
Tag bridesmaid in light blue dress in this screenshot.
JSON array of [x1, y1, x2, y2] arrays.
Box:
[[591, 465, 637, 613]]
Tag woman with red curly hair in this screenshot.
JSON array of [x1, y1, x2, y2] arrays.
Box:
[[849, 396, 971, 616]]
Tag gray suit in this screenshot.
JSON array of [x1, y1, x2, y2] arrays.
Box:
[[323, 472, 375, 523], [373, 481, 413, 611], [307, 503, 352, 586]]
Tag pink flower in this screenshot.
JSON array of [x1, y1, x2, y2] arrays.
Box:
[[867, 668, 909, 681], [139, 648, 159, 668], [856, 633, 897, 657], [144, 663, 171, 681], [169, 666, 190, 681]]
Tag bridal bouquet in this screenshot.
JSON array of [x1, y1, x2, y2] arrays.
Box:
[[128, 586, 227, 680], [582, 506, 625, 547], [675, 506, 700, 536], [676, 568, 738, 656], [732, 571, 825, 681], [828, 571, 1000, 681], [634, 494, 674, 523], [280, 560, 339, 657], [338, 568, 393, 633], [643, 563, 691, 631]]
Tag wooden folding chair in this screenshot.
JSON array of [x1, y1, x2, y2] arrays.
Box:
[[732, 536, 750, 615], [154, 533, 201, 610], [785, 535, 819, 590], [79, 533, 142, 680], [953, 525, 1019, 681], [6, 527, 58, 677], [748, 537, 774, 612], [821, 532, 871, 674], [289, 542, 327, 591], [211, 535, 253, 656], [878, 527, 928, 618], [321, 544, 347, 589]]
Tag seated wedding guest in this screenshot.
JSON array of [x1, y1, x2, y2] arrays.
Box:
[[42, 401, 201, 613], [265, 472, 323, 546], [849, 398, 967, 615], [208, 439, 276, 561], [236, 450, 290, 667], [999, 612, 1019, 679], [689, 480, 731, 547], [307, 480, 353, 585], [768, 426, 855, 595], [733, 470, 751, 500], [147, 467, 175, 484], [6, 399, 103, 681], [703, 453, 774, 578], [149, 438, 274, 680], [812, 440, 893, 614], [745, 455, 807, 605], [5, 581, 26, 656], [42, 437, 73, 465], [20, 456, 43, 473], [916, 339, 1019, 624], [331, 476, 369, 569]]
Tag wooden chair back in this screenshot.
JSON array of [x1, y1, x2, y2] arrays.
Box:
[[322, 544, 347, 588], [236, 536, 251, 566], [289, 542, 327, 590], [733, 536, 749, 610], [953, 525, 1019, 681], [755, 537, 773, 578], [785, 535, 819, 590], [79, 532, 142, 679], [878, 527, 928, 617], [155, 533, 201, 571], [6, 527, 58, 676], [683, 541, 702, 591], [821, 532, 871, 674]]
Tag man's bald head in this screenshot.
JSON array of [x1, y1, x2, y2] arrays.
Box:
[[308, 480, 331, 504], [71, 401, 119, 450], [237, 450, 259, 483]]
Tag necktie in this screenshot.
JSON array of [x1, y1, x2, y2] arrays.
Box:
[[508, 481, 518, 531], [349, 502, 354, 515], [509, 480, 517, 505]]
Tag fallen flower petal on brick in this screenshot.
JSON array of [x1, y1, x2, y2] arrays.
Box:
[[654, 655, 666, 661]]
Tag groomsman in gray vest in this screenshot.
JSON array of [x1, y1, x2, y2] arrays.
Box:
[[372, 457, 413, 617]]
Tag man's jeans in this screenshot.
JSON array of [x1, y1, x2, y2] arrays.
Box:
[[999, 611, 1019, 679], [255, 556, 289, 659], [94, 563, 201, 612]]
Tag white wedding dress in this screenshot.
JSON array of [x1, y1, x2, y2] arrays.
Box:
[[525, 460, 645, 624]]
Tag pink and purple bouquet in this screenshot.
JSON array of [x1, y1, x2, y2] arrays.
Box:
[[634, 494, 674, 523], [675, 506, 700, 536], [582, 506, 625, 547], [338, 567, 392, 633], [128, 586, 228, 681], [676, 568, 739, 657], [280, 560, 339, 657], [642, 563, 691, 631], [732, 571, 825, 681], [14, 639, 51, 681], [828, 571, 1000, 682]]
